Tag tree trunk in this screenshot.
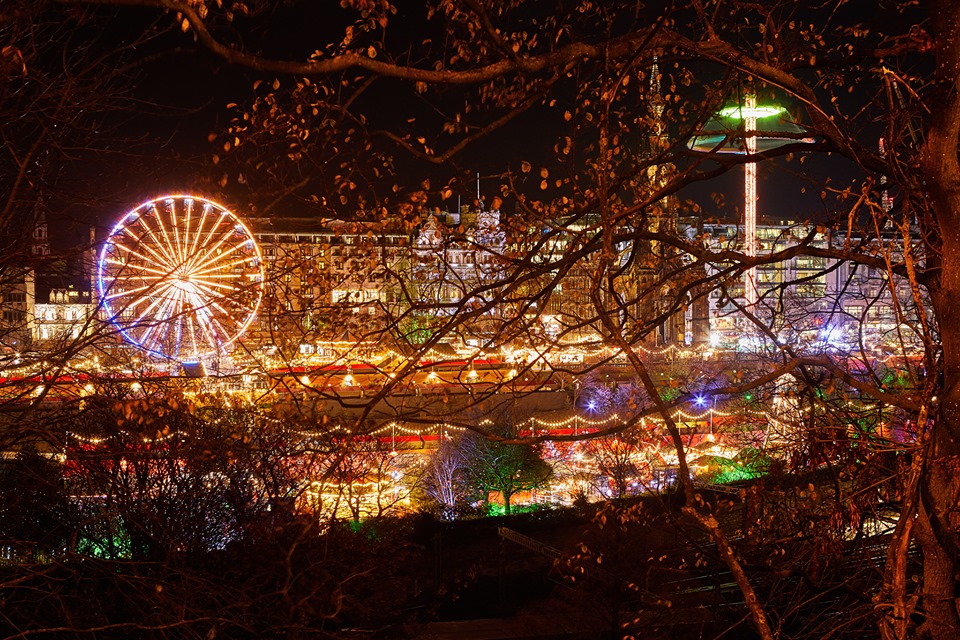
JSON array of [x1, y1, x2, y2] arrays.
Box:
[[916, 3, 960, 637]]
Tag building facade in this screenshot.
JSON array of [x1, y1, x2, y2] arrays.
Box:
[[688, 219, 922, 353]]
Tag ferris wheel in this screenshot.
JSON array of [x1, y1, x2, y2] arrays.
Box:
[[97, 195, 265, 361]]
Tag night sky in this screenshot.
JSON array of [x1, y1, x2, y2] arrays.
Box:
[[40, 1, 871, 249]]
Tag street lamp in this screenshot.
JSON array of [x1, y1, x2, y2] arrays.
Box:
[[709, 395, 717, 435], [693, 393, 718, 435]]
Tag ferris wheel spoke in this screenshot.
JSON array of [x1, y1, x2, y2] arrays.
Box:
[[192, 225, 252, 269], [184, 224, 242, 275], [141, 289, 191, 351], [191, 288, 250, 323], [188, 208, 231, 268], [191, 302, 224, 353], [188, 284, 254, 315], [199, 205, 229, 248], [103, 281, 172, 302], [109, 238, 180, 277], [188, 255, 256, 280], [191, 241, 254, 268], [107, 287, 172, 320], [186, 278, 243, 298], [102, 257, 177, 282], [185, 312, 202, 357], [134, 316, 164, 351], [151, 203, 184, 267], [128, 309, 167, 351], [168, 297, 191, 355], [123, 216, 180, 268], [173, 198, 192, 264], [206, 308, 241, 346], [101, 269, 166, 285], [101, 259, 176, 282], [124, 287, 178, 326], [187, 287, 241, 342], [104, 245, 164, 272], [186, 201, 210, 261], [171, 311, 183, 360]]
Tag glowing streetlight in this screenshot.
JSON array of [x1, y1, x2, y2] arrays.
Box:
[[692, 393, 718, 433]]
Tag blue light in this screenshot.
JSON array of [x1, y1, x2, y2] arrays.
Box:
[[819, 325, 841, 347], [693, 394, 708, 407], [586, 400, 597, 412]]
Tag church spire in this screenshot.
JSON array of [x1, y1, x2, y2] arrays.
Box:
[[647, 54, 667, 153], [32, 205, 49, 257]]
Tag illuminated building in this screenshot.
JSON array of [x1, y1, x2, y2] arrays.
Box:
[[1, 215, 100, 352], [20, 190, 921, 363], [0, 212, 47, 352], [689, 219, 924, 352], [413, 204, 506, 312], [32, 286, 96, 343], [248, 216, 411, 354], [0, 268, 33, 352]]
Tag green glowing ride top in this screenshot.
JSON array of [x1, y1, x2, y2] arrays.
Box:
[[688, 102, 815, 154], [717, 104, 786, 120]]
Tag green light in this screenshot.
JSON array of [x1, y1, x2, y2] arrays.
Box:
[[718, 104, 786, 120]]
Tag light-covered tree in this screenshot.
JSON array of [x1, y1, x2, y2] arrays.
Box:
[[457, 422, 553, 514]]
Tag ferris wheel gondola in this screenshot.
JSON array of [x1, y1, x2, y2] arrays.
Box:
[[97, 195, 264, 361]]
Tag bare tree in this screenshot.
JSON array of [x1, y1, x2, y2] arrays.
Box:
[[421, 432, 471, 519]]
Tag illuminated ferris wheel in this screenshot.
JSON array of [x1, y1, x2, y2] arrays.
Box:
[[97, 195, 265, 361]]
